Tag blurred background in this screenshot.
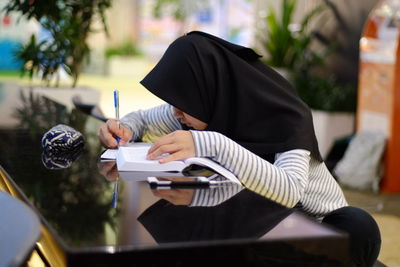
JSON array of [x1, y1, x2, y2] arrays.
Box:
[[0, 0, 378, 117], [1, 0, 399, 265]]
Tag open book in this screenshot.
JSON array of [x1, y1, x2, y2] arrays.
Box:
[[101, 143, 241, 184]]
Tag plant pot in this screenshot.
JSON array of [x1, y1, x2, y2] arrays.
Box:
[[311, 110, 355, 158]]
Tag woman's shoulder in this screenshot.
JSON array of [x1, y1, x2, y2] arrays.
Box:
[[275, 149, 332, 176], [274, 149, 311, 167], [275, 149, 311, 159]]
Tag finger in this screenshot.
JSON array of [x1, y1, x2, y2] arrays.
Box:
[[107, 120, 123, 138], [106, 119, 119, 133], [147, 144, 179, 160], [119, 126, 133, 144], [106, 120, 133, 145], [99, 124, 118, 148], [148, 133, 175, 154], [100, 131, 118, 148], [159, 151, 187, 163]]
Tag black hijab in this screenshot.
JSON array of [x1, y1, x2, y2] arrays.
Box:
[[141, 31, 322, 162]]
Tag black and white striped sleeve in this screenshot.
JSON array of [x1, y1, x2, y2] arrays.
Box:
[[120, 104, 182, 142], [190, 130, 310, 208]]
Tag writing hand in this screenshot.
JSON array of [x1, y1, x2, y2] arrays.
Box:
[[146, 130, 195, 163], [98, 119, 133, 148]]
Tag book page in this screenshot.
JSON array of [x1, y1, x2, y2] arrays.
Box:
[[100, 149, 118, 160], [100, 142, 152, 160], [119, 144, 171, 163], [185, 157, 241, 185], [117, 143, 186, 172], [122, 146, 153, 162]]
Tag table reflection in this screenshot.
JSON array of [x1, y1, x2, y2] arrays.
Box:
[[41, 146, 84, 169], [138, 189, 291, 243], [0, 87, 118, 246]]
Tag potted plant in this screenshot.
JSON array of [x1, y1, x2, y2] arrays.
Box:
[[257, 0, 357, 157], [257, 0, 326, 78], [3, 0, 112, 88], [2, 0, 113, 114]]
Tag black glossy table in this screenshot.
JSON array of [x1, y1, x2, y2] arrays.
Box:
[[0, 83, 348, 266]]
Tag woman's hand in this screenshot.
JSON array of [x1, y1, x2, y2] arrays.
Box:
[[147, 130, 195, 163], [98, 119, 133, 148]]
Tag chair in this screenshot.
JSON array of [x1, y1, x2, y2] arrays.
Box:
[[0, 191, 41, 267]]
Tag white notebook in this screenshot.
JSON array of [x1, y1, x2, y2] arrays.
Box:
[[101, 143, 240, 184]]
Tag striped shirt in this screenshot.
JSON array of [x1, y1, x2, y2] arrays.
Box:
[[121, 104, 348, 218]]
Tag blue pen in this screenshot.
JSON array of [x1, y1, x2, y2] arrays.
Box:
[[112, 178, 119, 208], [114, 90, 121, 143]]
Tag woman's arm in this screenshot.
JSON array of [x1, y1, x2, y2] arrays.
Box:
[[191, 131, 311, 208], [120, 104, 182, 142]]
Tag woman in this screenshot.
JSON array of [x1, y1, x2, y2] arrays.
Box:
[[98, 31, 380, 266]]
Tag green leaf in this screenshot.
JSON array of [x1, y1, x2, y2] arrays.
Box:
[[5, 0, 112, 87], [282, 0, 296, 29]]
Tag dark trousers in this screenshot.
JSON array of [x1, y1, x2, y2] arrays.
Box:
[[322, 206, 381, 267]]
